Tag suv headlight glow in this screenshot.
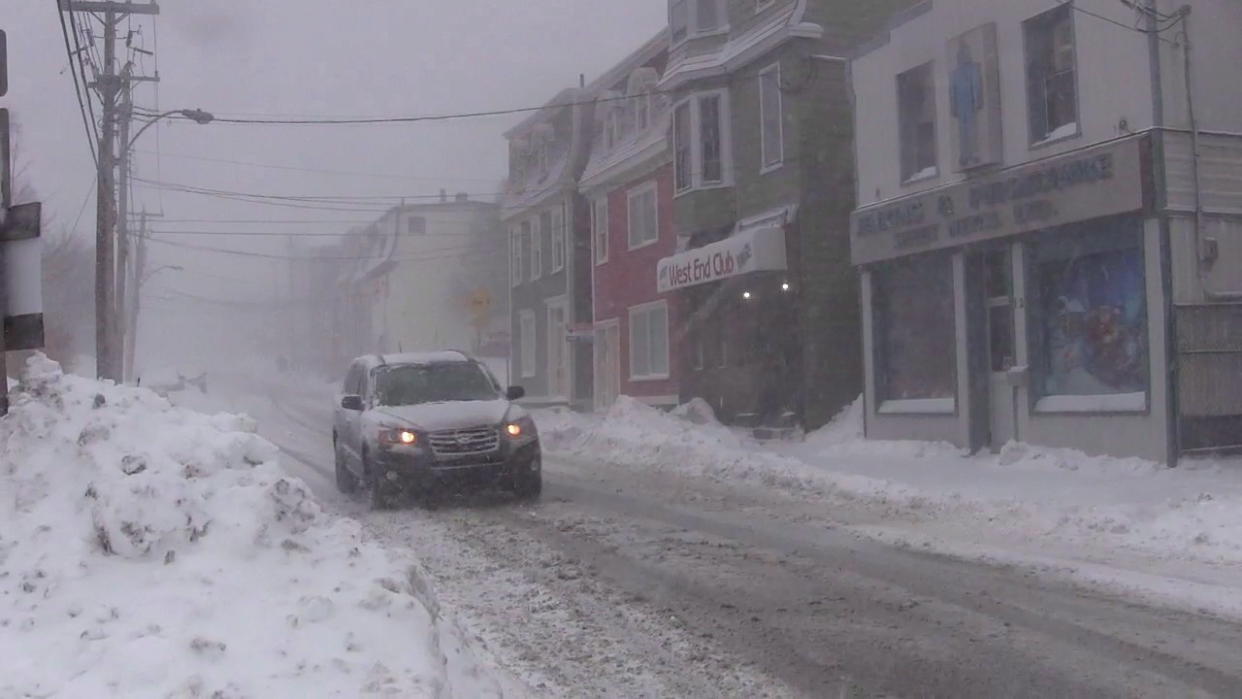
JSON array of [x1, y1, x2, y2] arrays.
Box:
[[378, 428, 418, 446], [504, 416, 536, 439]]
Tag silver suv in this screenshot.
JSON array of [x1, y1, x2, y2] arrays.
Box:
[[332, 351, 540, 508]]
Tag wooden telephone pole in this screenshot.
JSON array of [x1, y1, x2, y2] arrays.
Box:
[[60, 1, 159, 382]]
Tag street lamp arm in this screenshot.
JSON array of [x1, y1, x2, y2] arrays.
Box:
[[126, 109, 214, 151]]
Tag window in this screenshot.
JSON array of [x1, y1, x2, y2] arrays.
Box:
[[592, 197, 609, 265], [673, 90, 732, 193], [550, 206, 566, 272], [669, 0, 726, 44], [605, 110, 619, 149], [874, 255, 955, 402], [530, 217, 544, 281], [670, 0, 689, 44], [1033, 220, 1147, 404], [695, 0, 723, 33], [635, 93, 651, 131], [1025, 5, 1078, 143], [510, 228, 523, 287], [629, 302, 670, 380], [897, 63, 938, 182], [627, 182, 659, 249], [519, 310, 537, 378], [674, 102, 693, 191], [759, 63, 784, 170], [407, 217, 426, 235]]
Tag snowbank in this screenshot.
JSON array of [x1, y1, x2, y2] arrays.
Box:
[[538, 396, 1242, 615], [0, 356, 500, 698]]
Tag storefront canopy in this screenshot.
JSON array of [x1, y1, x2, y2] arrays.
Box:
[[657, 222, 788, 293]]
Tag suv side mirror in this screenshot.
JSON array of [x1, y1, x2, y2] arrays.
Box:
[[341, 395, 364, 411], [506, 386, 526, 401]]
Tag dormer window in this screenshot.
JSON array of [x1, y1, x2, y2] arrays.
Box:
[[669, 0, 727, 45], [635, 92, 651, 131]]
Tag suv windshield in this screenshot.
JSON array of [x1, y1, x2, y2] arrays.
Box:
[[374, 363, 500, 406]]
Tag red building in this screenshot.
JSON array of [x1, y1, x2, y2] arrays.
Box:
[[579, 32, 682, 411]]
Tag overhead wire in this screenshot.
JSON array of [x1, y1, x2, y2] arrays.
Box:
[[131, 149, 503, 184], [57, 1, 99, 165]]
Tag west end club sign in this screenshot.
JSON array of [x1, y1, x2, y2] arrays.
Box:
[[657, 224, 788, 293], [849, 136, 1148, 265]]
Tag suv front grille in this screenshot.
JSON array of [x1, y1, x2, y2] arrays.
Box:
[[428, 426, 500, 457]]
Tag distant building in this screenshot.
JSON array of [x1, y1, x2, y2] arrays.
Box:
[[579, 32, 683, 411], [850, 0, 1242, 462], [289, 195, 506, 376]]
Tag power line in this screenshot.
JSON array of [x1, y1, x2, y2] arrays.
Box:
[[67, 8, 101, 144], [134, 232, 495, 262], [57, 2, 99, 166], [131, 149, 503, 184], [150, 229, 505, 238], [1055, 0, 1181, 44]]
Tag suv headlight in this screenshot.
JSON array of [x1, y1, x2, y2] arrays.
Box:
[[377, 427, 419, 446], [504, 416, 536, 439]]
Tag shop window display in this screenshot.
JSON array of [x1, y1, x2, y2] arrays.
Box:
[[875, 256, 956, 401], [1035, 225, 1147, 398]]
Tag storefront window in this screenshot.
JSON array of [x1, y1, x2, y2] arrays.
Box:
[[1034, 221, 1147, 399], [874, 256, 956, 401]]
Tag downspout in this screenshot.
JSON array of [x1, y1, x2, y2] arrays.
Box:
[[1149, 0, 1177, 466], [1180, 7, 1242, 301]]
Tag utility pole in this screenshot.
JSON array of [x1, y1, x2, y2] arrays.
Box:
[[115, 66, 132, 379], [124, 209, 148, 381], [61, 0, 159, 382]]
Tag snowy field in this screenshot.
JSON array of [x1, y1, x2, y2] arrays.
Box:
[[536, 396, 1242, 620], [0, 357, 501, 698]]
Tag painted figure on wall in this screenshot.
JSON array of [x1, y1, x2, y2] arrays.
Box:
[[950, 40, 984, 169]]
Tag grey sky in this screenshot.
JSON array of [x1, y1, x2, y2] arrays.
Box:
[[5, 1, 664, 369]]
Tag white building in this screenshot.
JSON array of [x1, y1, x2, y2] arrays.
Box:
[[849, 0, 1242, 462]]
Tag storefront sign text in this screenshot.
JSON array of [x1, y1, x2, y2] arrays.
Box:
[[850, 137, 1147, 265]]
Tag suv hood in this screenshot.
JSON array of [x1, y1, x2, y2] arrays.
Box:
[[374, 399, 510, 432]]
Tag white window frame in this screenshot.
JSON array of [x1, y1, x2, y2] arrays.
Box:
[[519, 310, 537, 379], [529, 216, 543, 281], [758, 62, 785, 173], [592, 196, 610, 265], [672, 89, 733, 195], [551, 205, 566, 273], [628, 300, 671, 382], [627, 181, 660, 251], [510, 227, 523, 288]]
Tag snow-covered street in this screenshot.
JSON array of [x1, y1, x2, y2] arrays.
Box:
[[208, 369, 1242, 697]]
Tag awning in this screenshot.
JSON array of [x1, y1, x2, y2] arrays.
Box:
[[657, 223, 788, 293]]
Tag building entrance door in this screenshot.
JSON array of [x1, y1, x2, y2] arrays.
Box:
[[981, 249, 1018, 449]]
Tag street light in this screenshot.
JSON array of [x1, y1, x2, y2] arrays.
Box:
[[115, 108, 213, 383], [127, 108, 214, 150]]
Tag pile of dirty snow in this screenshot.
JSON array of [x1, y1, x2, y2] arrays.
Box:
[[0, 356, 500, 698]]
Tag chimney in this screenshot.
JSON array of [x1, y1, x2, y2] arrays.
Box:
[[455, 192, 468, 203], [439, 188, 447, 203]]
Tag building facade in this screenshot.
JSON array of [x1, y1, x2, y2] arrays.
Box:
[[655, 0, 913, 430], [502, 92, 595, 408], [850, 0, 1242, 462], [579, 33, 685, 411], [368, 196, 506, 357]]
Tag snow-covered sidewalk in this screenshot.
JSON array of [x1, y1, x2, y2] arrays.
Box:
[[0, 357, 501, 698], [537, 397, 1242, 619]]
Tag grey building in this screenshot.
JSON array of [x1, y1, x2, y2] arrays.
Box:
[[502, 91, 596, 408], [850, 0, 1242, 462]]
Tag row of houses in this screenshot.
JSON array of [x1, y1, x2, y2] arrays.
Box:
[[502, 0, 1242, 464]]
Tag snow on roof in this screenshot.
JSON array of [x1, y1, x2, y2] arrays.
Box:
[[375, 350, 473, 366]]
